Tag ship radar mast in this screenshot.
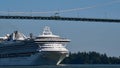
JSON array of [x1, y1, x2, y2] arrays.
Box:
[[39, 26, 59, 37], [42, 26, 53, 35]]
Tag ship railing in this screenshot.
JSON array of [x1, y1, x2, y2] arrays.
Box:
[[35, 38, 70, 42]]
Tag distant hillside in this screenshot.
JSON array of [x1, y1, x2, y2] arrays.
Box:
[[62, 51, 120, 64]]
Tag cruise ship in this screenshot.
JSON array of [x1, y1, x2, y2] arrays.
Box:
[[0, 26, 70, 65]]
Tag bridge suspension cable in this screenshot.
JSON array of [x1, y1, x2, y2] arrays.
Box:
[[0, 1, 119, 23], [0, 0, 120, 14]]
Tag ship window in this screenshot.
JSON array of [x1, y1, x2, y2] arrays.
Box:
[[0, 52, 34, 58]]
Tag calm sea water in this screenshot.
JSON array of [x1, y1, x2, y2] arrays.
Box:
[[0, 64, 120, 68]]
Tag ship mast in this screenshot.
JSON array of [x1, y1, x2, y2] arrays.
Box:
[[42, 26, 53, 35]]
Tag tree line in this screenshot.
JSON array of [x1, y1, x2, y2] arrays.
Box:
[[62, 51, 120, 64]]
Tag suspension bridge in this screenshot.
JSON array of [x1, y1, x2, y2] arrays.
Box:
[[0, 15, 120, 23], [0, 0, 120, 23]]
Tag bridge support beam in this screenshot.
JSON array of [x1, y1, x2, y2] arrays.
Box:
[[0, 15, 120, 23]]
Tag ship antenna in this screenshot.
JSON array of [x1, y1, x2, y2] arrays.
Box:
[[43, 26, 53, 35]]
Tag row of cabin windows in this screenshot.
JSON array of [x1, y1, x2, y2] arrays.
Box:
[[0, 45, 37, 50], [0, 52, 34, 58], [40, 46, 64, 48]]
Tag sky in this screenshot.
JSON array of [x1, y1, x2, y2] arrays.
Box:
[[0, 0, 120, 57]]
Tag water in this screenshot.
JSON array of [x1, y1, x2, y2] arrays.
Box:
[[0, 65, 120, 68]]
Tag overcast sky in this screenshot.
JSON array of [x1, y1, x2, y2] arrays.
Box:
[[0, 0, 120, 57]]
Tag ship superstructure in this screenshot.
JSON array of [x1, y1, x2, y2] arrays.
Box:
[[0, 26, 70, 65]]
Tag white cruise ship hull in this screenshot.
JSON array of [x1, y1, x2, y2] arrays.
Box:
[[0, 51, 68, 65], [0, 26, 70, 66]]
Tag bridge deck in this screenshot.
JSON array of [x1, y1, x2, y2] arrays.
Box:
[[0, 15, 120, 23]]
